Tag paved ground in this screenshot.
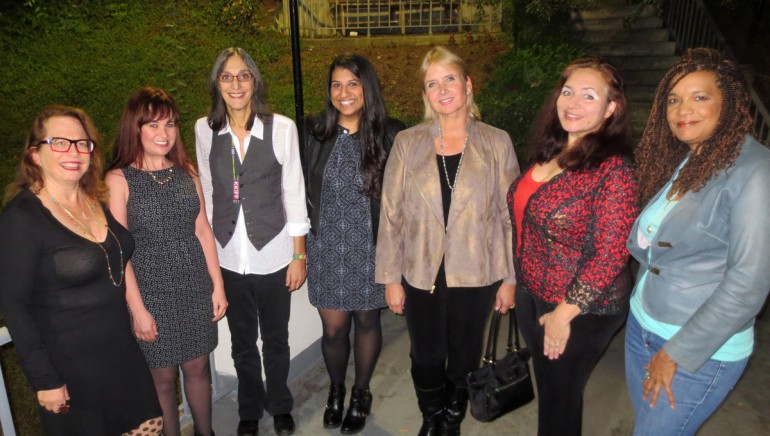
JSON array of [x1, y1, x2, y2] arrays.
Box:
[[210, 307, 770, 435]]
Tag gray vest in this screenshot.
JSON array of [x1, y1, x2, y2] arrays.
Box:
[[209, 117, 286, 250]]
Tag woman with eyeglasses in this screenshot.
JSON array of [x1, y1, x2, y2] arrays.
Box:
[[195, 47, 309, 436], [0, 105, 163, 435], [106, 87, 227, 436]]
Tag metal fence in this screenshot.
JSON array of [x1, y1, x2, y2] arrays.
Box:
[[663, 0, 770, 143], [281, 0, 502, 37], [0, 328, 234, 435]]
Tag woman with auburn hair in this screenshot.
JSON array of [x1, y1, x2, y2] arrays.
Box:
[[507, 56, 637, 436], [376, 46, 519, 435], [0, 105, 163, 435], [303, 53, 405, 434], [106, 87, 227, 436], [626, 48, 770, 435]]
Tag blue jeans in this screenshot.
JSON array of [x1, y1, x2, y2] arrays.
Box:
[[625, 313, 748, 436]]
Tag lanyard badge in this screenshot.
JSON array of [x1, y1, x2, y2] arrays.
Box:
[[231, 141, 240, 203]]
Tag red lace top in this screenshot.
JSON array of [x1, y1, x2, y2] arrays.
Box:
[[507, 155, 638, 315]]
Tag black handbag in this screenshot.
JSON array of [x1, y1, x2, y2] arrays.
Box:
[[466, 309, 535, 422]]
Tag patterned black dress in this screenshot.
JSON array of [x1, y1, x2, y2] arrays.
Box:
[[307, 132, 386, 310], [123, 166, 217, 368]]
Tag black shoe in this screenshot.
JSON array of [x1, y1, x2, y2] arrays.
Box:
[[440, 385, 468, 436], [415, 385, 446, 436], [273, 413, 295, 436], [194, 430, 215, 436], [323, 384, 346, 429], [340, 387, 373, 435], [237, 420, 258, 436]]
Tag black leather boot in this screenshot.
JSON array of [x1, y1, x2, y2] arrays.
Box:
[[415, 385, 446, 436], [340, 387, 373, 435], [440, 384, 468, 436], [323, 384, 346, 429]]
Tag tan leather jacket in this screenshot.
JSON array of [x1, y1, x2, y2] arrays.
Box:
[[375, 118, 520, 290]]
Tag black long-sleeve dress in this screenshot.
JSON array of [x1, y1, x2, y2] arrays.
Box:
[[0, 189, 161, 435]]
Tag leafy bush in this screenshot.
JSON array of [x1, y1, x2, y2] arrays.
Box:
[[477, 44, 582, 160]]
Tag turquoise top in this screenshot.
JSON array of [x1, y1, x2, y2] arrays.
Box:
[[630, 158, 753, 362]]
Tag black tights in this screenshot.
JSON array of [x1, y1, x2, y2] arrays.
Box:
[[319, 308, 383, 389], [150, 354, 212, 436]]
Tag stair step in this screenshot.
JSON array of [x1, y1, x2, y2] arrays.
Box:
[[581, 28, 669, 43], [622, 69, 669, 86], [573, 16, 663, 31], [605, 55, 680, 71], [626, 85, 659, 103], [586, 41, 676, 56], [572, 4, 658, 20]]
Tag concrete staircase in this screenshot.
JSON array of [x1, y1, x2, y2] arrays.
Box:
[[571, 0, 679, 139]]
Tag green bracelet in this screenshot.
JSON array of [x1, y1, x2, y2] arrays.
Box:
[[292, 253, 307, 260]]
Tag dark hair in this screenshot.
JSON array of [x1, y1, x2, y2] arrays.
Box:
[[636, 48, 753, 205], [529, 56, 631, 170], [110, 87, 195, 175], [207, 47, 272, 132], [5, 105, 107, 203], [309, 53, 391, 198]]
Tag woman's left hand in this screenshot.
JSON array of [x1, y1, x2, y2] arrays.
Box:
[[643, 348, 678, 409], [212, 289, 228, 322], [495, 283, 516, 315], [539, 302, 579, 360], [285, 259, 307, 292]]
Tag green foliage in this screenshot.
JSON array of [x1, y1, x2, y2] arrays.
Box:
[[477, 44, 583, 159]]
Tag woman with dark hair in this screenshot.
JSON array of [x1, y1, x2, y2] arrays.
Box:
[[626, 48, 770, 435], [506, 56, 638, 436], [106, 87, 227, 436], [377, 46, 519, 436], [302, 53, 405, 434], [0, 105, 163, 435], [195, 47, 308, 436]]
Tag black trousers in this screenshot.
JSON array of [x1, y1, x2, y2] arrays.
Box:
[[403, 274, 498, 389], [515, 290, 626, 436], [221, 266, 293, 420]]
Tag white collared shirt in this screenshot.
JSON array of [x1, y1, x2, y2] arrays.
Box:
[[195, 114, 309, 275]]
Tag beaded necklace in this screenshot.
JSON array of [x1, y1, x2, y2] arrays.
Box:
[[438, 123, 469, 193], [45, 188, 125, 287], [148, 167, 174, 185]]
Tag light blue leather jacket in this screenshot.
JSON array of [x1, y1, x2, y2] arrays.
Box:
[[627, 135, 770, 372]]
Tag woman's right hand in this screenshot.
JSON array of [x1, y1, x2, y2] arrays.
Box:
[[385, 283, 406, 315], [132, 308, 159, 342], [37, 385, 69, 413]]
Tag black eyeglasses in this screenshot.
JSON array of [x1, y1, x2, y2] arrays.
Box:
[[36, 137, 95, 154], [218, 72, 254, 83]]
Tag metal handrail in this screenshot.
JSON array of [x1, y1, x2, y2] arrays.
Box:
[[663, 0, 770, 143], [0, 328, 233, 435]]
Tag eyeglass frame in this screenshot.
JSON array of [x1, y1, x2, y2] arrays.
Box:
[[217, 72, 254, 83], [34, 137, 95, 154]]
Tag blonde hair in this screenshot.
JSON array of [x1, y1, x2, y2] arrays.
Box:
[[420, 46, 481, 121]]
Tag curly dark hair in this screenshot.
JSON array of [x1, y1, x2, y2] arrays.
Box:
[[528, 55, 631, 170], [636, 48, 754, 205]]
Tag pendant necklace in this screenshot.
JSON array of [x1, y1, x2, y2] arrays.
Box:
[[45, 188, 125, 287], [438, 123, 469, 193]]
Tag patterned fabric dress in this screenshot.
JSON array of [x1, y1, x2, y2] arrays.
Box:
[[307, 132, 386, 310], [123, 166, 217, 368]]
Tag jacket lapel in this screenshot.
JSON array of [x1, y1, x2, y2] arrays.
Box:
[[446, 138, 487, 231], [408, 129, 445, 228]]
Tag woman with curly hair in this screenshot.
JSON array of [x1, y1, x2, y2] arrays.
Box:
[[626, 48, 770, 435], [507, 56, 637, 436]]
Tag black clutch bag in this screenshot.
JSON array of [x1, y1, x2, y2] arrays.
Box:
[[466, 309, 535, 422]]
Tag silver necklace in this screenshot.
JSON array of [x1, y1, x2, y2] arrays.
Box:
[[46, 188, 125, 287], [438, 123, 469, 193], [147, 167, 174, 185]]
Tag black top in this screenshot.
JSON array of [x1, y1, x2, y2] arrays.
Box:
[[0, 189, 161, 434], [437, 152, 462, 227]]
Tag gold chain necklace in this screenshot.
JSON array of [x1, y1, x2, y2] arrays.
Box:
[[45, 188, 125, 287]]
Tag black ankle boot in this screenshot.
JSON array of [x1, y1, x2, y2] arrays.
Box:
[[323, 384, 346, 429], [340, 387, 372, 435], [440, 385, 468, 436], [415, 385, 446, 436]]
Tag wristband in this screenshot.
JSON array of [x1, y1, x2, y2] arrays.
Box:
[[292, 253, 307, 261]]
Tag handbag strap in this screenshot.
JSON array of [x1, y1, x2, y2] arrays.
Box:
[[482, 310, 502, 364], [507, 309, 522, 352]]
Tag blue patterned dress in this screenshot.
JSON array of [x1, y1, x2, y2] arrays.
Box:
[[307, 132, 386, 310]]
